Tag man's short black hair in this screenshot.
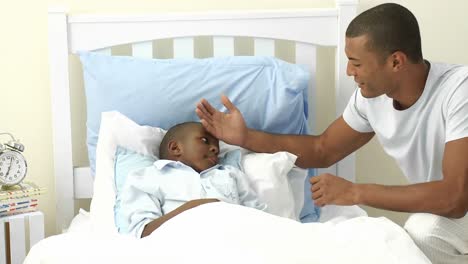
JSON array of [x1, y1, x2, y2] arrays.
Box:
[[159, 122, 200, 159], [346, 3, 423, 63]]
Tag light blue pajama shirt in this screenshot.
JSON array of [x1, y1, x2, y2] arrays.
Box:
[[118, 159, 266, 238]]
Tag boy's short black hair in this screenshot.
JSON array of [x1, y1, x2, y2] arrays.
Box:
[[159, 122, 200, 159]]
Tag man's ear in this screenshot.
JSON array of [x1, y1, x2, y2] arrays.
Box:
[[168, 140, 182, 157], [390, 51, 407, 72]]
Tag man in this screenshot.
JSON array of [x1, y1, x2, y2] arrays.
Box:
[[196, 3, 467, 264]]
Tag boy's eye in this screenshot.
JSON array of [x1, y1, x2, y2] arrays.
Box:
[[201, 137, 208, 143]]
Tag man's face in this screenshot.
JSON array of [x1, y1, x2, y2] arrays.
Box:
[[345, 35, 395, 98], [178, 124, 219, 172]]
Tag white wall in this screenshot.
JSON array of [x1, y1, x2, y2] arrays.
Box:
[[0, 0, 466, 236]]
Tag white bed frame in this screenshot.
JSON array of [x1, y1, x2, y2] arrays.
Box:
[[48, 0, 358, 233]]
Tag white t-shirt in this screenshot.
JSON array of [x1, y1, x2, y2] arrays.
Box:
[[343, 62, 468, 184]]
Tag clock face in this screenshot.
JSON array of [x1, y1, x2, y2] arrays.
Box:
[[0, 150, 27, 186]]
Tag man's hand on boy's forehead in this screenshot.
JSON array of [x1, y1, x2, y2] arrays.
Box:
[[207, 132, 219, 141], [202, 129, 219, 142]]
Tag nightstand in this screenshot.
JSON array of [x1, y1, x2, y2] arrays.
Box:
[[0, 211, 44, 264]]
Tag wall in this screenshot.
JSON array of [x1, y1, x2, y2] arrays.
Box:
[[0, 0, 467, 236]]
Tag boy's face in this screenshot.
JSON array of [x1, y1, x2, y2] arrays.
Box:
[[178, 124, 220, 172]]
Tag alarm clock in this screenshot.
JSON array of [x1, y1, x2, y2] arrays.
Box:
[[0, 133, 27, 187]]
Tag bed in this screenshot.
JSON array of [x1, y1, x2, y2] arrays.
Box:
[[25, 1, 430, 263]]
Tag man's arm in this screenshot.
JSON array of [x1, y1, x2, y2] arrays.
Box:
[[196, 96, 374, 168], [141, 199, 219, 238], [312, 137, 468, 218], [244, 117, 374, 168]]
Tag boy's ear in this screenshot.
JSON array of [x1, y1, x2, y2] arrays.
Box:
[[168, 140, 182, 156]]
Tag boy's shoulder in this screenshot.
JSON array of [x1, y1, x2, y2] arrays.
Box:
[[218, 149, 243, 171], [215, 164, 245, 179], [217, 163, 240, 171], [124, 165, 161, 184]]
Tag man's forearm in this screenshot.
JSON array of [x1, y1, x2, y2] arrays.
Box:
[[356, 181, 466, 218], [243, 129, 326, 168], [242, 117, 374, 169]]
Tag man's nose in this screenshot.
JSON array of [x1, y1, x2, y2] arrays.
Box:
[[346, 61, 356, 76]]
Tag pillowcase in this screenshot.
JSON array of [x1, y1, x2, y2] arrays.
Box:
[[113, 146, 156, 233], [91, 111, 307, 234], [79, 51, 310, 176], [218, 143, 313, 221], [242, 151, 297, 220], [114, 146, 157, 192], [90, 111, 165, 234]]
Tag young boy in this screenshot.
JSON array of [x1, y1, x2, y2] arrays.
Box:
[[118, 122, 266, 238]]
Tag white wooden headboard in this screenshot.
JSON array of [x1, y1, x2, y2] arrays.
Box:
[[48, 0, 358, 233]]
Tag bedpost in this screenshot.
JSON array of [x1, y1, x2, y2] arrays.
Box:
[[48, 8, 75, 233], [335, 0, 358, 182]]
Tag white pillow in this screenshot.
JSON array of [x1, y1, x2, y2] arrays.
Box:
[[90, 111, 305, 234], [90, 111, 165, 234], [242, 152, 298, 220], [221, 142, 307, 219]]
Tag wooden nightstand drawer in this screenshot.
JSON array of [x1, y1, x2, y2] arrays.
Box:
[[0, 211, 44, 264]]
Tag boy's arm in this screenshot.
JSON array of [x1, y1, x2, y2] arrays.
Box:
[[141, 198, 219, 238], [116, 166, 164, 238], [121, 184, 164, 238]]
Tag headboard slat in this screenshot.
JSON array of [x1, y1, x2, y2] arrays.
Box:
[[254, 38, 274, 56], [173, 37, 195, 58], [295, 43, 317, 134], [95, 48, 111, 55], [132, 41, 153, 58], [213, 36, 235, 57], [295, 42, 339, 177]]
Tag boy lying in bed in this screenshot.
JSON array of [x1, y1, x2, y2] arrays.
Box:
[[118, 122, 266, 238]]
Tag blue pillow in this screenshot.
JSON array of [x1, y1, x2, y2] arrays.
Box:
[[79, 52, 309, 176], [113, 146, 156, 233], [80, 51, 319, 222], [301, 169, 320, 222]]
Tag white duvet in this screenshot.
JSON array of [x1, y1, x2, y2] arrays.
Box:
[[25, 203, 430, 264]]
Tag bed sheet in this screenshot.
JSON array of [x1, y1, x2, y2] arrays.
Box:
[[25, 203, 430, 264]]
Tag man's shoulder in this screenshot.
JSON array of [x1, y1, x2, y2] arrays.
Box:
[[430, 61, 468, 80], [428, 62, 468, 102], [430, 61, 468, 70]]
